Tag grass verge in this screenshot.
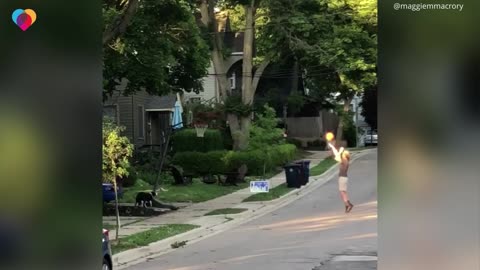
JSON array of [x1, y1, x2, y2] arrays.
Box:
[[243, 183, 294, 202], [119, 179, 248, 204], [204, 208, 248, 216], [310, 157, 337, 176], [111, 224, 199, 254]]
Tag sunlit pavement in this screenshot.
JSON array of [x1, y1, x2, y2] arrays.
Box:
[[126, 151, 377, 270]]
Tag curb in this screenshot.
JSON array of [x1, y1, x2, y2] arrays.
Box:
[[113, 149, 375, 269]]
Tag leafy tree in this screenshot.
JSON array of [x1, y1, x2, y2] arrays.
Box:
[[102, 117, 134, 241], [197, 0, 270, 150], [103, 0, 210, 98], [360, 85, 377, 130], [259, 0, 377, 142]]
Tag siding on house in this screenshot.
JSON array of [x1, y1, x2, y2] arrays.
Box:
[[104, 89, 151, 147], [184, 62, 218, 102]]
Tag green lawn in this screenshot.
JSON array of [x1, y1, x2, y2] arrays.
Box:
[[119, 179, 249, 204], [111, 224, 199, 254], [204, 208, 248, 216], [310, 157, 337, 176], [243, 183, 294, 202]]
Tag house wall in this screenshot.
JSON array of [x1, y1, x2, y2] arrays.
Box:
[[103, 89, 150, 148], [286, 111, 339, 141], [184, 62, 217, 102]]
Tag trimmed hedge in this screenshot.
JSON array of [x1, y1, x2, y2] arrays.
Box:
[[172, 151, 227, 175], [172, 129, 224, 153], [172, 144, 297, 176]]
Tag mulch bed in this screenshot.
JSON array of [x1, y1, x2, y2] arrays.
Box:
[[102, 204, 171, 217]]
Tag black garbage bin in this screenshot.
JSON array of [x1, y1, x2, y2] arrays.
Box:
[[295, 160, 311, 185], [284, 164, 302, 188]]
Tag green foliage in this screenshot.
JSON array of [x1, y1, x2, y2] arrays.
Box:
[[171, 144, 296, 176], [286, 138, 303, 148], [172, 129, 225, 152], [342, 112, 357, 147], [286, 92, 306, 116], [172, 151, 228, 175], [102, 117, 134, 184], [223, 149, 269, 174], [260, 0, 377, 101], [269, 144, 297, 167], [121, 166, 138, 187], [249, 105, 284, 149], [103, 0, 210, 98], [224, 95, 253, 117], [307, 139, 327, 149]]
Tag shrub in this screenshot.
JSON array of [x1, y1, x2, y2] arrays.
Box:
[[121, 166, 138, 187], [286, 138, 303, 148], [307, 139, 327, 149], [171, 151, 205, 174], [224, 149, 270, 175], [171, 129, 224, 152], [225, 144, 297, 175], [271, 144, 297, 165], [171, 144, 297, 177], [172, 151, 228, 175], [343, 118, 357, 147], [249, 105, 284, 150]]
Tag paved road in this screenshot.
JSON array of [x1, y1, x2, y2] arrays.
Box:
[[127, 151, 377, 270]]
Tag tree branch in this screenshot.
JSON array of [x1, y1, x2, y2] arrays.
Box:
[[103, 0, 140, 45], [251, 59, 270, 96]]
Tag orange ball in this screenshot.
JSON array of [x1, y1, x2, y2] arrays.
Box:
[[325, 132, 334, 141]]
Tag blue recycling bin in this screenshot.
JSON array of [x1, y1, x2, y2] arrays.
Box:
[[283, 164, 303, 188], [295, 160, 311, 185]]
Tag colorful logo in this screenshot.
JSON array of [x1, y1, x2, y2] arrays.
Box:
[[12, 9, 37, 31]]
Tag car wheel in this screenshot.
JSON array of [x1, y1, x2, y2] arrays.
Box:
[[102, 258, 111, 270]]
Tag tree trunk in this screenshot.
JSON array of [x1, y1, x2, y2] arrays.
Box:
[[227, 113, 241, 150], [242, 3, 255, 105], [200, 0, 230, 100], [336, 96, 353, 147], [227, 3, 256, 150], [198, 0, 264, 151]]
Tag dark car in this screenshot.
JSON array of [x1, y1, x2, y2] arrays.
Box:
[[103, 229, 113, 270], [103, 183, 123, 203]]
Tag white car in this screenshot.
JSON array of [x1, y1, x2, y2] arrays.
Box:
[[364, 130, 378, 146]]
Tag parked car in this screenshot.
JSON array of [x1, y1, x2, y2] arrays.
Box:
[[103, 229, 113, 270], [364, 130, 378, 146], [103, 183, 123, 203]]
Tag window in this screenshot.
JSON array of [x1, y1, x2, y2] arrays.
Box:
[[189, 97, 201, 103], [229, 72, 236, 90], [103, 105, 119, 125], [138, 105, 145, 138]]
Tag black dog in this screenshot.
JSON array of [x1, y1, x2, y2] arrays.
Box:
[[135, 191, 157, 208]]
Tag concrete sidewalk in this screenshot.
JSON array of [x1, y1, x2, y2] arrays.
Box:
[[106, 150, 333, 239], [112, 149, 375, 269]]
